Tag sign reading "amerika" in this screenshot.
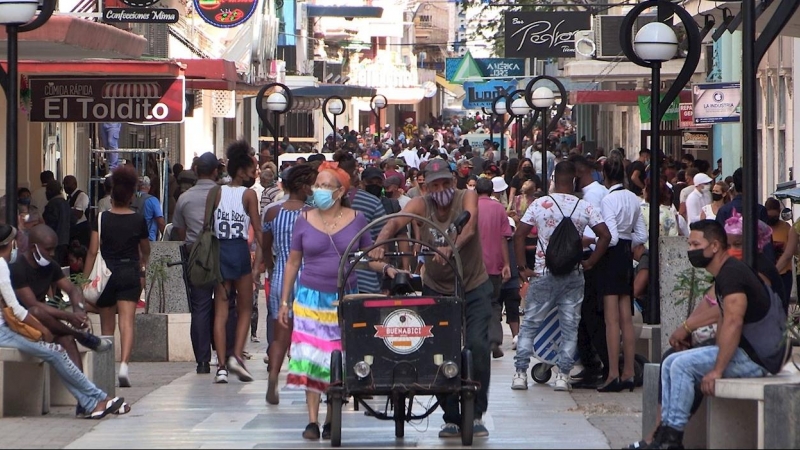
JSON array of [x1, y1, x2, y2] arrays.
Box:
[[29, 77, 185, 123]]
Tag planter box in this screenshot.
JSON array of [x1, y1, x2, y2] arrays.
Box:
[[131, 314, 169, 362], [145, 242, 190, 315], [658, 235, 694, 355]]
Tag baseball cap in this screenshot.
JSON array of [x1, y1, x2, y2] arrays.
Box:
[[196, 152, 219, 172], [361, 166, 384, 181], [392, 158, 406, 167], [694, 173, 714, 185], [384, 175, 402, 188], [491, 176, 508, 193], [423, 158, 453, 183]]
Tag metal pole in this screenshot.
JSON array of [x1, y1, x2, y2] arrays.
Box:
[[500, 125, 505, 160], [647, 63, 661, 325], [517, 117, 523, 160], [273, 111, 280, 168], [5, 25, 18, 225], [742, 0, 757, 269], [540, 111, 548, 194]]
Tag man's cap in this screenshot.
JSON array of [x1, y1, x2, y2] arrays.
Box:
[[694, 173, 714, 185], [196, 152, 220, 171], [361, 167, 384, 181], [423, 158, 452, 183], [491, 176, 508, 193], [139, 175, 151, 186], [384, 175, 402, 188], [391, 158, 406, 167]]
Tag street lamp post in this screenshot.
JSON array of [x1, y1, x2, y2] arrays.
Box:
[[0, 0, 55, 225], [491, 96, 508, 160], [524, 76, 567, 195], [255, 83, 293, 168], [322, 95, 345, 146], [481, 107, 495, 144], [370, 94, 388, 137], [620, 0, 701, 325], [508, 90, 531, 160]]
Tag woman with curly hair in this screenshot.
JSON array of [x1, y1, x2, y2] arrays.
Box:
[[83, 166, 149, 392], [212, 140, 263, 384]]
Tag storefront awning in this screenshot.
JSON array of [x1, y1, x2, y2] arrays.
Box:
[[571, 90, 693, 105], [435, 75, 465, 99], [376, 87, 426, 105], [292, 84, 377, 99], [9, 60, 184, 77], [177, 58, 240, 91]]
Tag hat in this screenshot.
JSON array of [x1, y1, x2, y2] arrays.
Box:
[[693, 173, 714, 186], [392, 158, 406, 167], [196, 152, 219, 171], [384, 139, 394, 146], [508, 216, 516, 230], [361, 167, 384, 181], [423, 158, 453, 183], [491, 176, 508, 193], [139, 175, 151, 186], [384, 175, 402, 188]]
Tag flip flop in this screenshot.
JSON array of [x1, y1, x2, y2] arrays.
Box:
[[87, 397, 124, 420], [626, 440, 649, 449], [113, 402, 131, 415]]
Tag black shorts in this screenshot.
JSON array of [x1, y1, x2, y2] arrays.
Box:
[[499, 287, 521, 323], [96, 261, 142, 308]]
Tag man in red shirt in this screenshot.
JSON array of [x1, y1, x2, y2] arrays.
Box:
[[475, 178, 512, 358]]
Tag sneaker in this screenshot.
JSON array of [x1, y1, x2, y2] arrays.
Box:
[[554, 372, 571, 392], [473, 419, 489, 437], [303, 422, 320, 440], [511, 371, 528, 390], [214, 369, 229, 384], [118, 363, 131, 388], [511, 335, 518, 350], [227, 356, 254, 382], [250, 335, 260, 343], [78, 333, 112, 353], [438, 423, 460, 438], [211, 354, 218, 367], [321, 422, 332, 440]]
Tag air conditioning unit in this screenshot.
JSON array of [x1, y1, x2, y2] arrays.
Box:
[[574, 30, 595, 60], [594, 14, 657, 60]]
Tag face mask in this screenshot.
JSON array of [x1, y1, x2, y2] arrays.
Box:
[[687, 248, 714, 268], [364, 185, 383, 198], [703, 184, 711, 192], [312, 188, 337, 210], [33, 244, 51, 267], [711, 193, 723, 202], [459, 168, 470, 176], [766, 216, 780, 225], [467, 186, 476, 191], [728, 247, 743, 260], [9, 242, 17, 264], [430, 187, 455, 208], [69, 261, 82, 272], [18, 198, 30, 206], [242, 177, 256, 188], [522, 166, 533, 174]]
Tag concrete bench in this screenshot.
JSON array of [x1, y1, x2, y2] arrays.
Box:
[[643, 362, 800, 449], [636, 324, 661, 364], [0, 337, 115, 417]]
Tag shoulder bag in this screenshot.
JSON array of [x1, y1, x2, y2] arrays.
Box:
[[1, 298, 43, 342], [83, 211, 112, 303], [187, 186, 223, 288]]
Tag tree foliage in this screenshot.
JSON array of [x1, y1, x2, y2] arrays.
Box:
[[459, 0, 593, 57]]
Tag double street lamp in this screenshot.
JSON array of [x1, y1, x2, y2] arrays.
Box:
[[322, 95, 345, 148], [255, 83, 293, 168], [0, 0, 55, 225], [620, 0, 701, 325], [524, 76, 567, 195]]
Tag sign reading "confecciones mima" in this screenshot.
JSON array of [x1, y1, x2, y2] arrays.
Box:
[[103, 8, 180, 23], [29, 77, 185, 123]]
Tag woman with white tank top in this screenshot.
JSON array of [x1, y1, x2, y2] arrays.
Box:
[[211, 141, 262, 384]]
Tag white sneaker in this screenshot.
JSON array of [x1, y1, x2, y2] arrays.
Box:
[[511, 371, 528, 390], [211, 353, 218, 367], [511, 335, 518, 350], [215, 369, 228, 384], [554, 372, 571, 392]]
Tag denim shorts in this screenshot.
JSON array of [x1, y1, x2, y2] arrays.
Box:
[[219, 239, 251, 281]]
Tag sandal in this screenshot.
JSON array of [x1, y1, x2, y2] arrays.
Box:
[[114, 402, 131, 415], [625, 440, 649, 449], [87, 397, 124, 420]]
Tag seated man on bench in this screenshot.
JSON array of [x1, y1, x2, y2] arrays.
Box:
[[10, 225, 110, 371], [649, 220, 788, 449]]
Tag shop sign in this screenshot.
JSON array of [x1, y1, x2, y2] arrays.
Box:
[[682, 131, 709, 149], [349, 62, 419, 89], [462, 80, 517, 110], [29, 77, 185, 123], [192, 0, 257, 28], [445, 57, 526, 81], [692, 82, 741, 124], [679, 103, 711, 129], [103, 8, 179, 23], [638, 95, 679, 123], [504, 12, 591, 58]]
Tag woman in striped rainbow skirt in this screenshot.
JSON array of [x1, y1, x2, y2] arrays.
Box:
[[279, 163, 399, 440]]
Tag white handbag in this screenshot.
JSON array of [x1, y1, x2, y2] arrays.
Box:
[[83, 211, 112, 303]]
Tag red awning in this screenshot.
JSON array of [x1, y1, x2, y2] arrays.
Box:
[[177, 58, 240, 91], [7, 60, 184, 77], [570, 90, 693, 105]]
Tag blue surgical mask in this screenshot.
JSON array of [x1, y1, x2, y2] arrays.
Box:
[[33, 244, 51, 267], [312, 188, 336, 210]]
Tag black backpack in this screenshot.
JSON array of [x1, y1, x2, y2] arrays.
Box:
[[544, 195, 583, 276]]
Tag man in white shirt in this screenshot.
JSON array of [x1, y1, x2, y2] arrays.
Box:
[[529, 144, 556, 183], [398, 145, 421, 169], [685, 172, 713, 225]]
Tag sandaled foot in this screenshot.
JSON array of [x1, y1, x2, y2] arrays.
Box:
[[266, 377, 279, 405], [87, 397, 124, 420], [302, 422, 320, 440], [113, 402, 131, 415]]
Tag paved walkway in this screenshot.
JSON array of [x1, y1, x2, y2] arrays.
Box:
[[65, 353, 612, 449]]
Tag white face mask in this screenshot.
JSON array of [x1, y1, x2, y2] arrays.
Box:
[[33, 244, 51, 267], [9, 242, 17, 264], [467, 186, 476, 191]]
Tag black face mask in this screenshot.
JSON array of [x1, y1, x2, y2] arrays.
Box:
[[766, 216, 780, 225], [365, 184, 383, 198], [522, 166, 533, 174], [711, 193, 724, 202], [242, 177, 256, 188], [687, 248, 714, 268]]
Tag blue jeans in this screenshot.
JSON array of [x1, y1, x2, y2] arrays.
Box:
[[100, 122, 122, 170], [514, 270, 584, 375], [661, 346, 767, 431], [0, 325, 107, 412]]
